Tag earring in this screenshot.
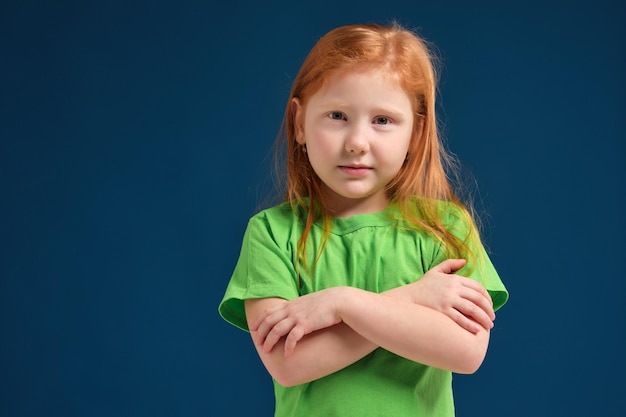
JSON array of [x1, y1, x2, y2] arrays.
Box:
[[301, 144, 307, 154]]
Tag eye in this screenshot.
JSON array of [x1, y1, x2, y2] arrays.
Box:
[[329, 111, 346, 121], [374, 117, 390, 125]]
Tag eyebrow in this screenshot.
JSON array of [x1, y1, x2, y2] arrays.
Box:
[[319, 102, 408, 118]]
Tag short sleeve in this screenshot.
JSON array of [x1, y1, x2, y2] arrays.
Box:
[[434, 204, 509, 311], [218, 213, 300, 331]]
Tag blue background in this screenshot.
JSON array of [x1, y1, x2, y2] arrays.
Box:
[[1, 1, 624, 416]]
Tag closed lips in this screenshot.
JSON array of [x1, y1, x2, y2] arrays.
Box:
[[339, 165, 372, 175]]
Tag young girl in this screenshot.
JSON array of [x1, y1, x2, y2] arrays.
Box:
[[219, 22, 508, 416]]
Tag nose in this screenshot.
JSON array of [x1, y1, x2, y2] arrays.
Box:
[[344, 124, 370, 154]]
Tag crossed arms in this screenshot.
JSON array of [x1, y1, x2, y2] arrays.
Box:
[[245, 258, 496, 387]]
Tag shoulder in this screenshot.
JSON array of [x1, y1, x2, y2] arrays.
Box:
[[440, 201, 474, 231], [248, 202, 300, 234], [243, 202, 303, 249], [400, 198, 473, 231], [415, 198, 475, 238], [251, 202, 296, 223]]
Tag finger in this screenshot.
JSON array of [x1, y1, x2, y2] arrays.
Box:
[[254, 309, 288, 344], [454, 299, 494, 330], [284, 326, 306, 357], [434, 259, 467, 274], [459, 284, 495, 320], [458, 288, 495, 323], [450, 309, 483, 334], [459, 277, 494, 308], [250, 302, 285, 331], [251, 314, 268, 332], [253, 314, 276, 343], [263, 318, 295, 353]]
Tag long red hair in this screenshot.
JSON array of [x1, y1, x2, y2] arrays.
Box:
[[275, 22, 480, 270]]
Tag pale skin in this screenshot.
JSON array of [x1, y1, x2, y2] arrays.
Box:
[[293, 69, 415, 218], [246, 68, 496, 387], [246, 259, 495, 387]]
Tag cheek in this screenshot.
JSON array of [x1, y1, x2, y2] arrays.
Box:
[[386, 153, 410, 173], [306, 146, 332, 173], [305, 131, 337, 156], [304, 136, 333, 173], [379, 137, 411, 165]]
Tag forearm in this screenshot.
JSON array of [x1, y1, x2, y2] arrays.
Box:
[[246, 282, 490, 386], [339, 286, 490, 374], [245, 285, 439, 386], [245, 298, 377, 387]]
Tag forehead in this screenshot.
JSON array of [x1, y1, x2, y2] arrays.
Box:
[[318, 65, 402, 93], [306, 67, 411, 111]]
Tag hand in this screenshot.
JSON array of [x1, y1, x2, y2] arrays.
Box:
[[250, 287, 346, 357], [405, 259, 495, 333]]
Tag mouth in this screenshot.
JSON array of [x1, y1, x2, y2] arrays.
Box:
[[339, 165, 372, 176]]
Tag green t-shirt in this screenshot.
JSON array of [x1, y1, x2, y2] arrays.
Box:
[[219, 202, 508, 417]]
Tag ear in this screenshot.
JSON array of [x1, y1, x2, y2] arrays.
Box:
[[292, 98, 305, 144]]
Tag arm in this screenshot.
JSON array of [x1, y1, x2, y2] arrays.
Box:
[[337, 286, 490, 374], [246, 297, 377, 387], [247, 259, 494, 386]]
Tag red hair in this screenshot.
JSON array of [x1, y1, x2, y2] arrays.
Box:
[[275, 23, 480, 270]]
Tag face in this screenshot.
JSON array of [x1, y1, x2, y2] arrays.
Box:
[[294, 68, 415, 217]]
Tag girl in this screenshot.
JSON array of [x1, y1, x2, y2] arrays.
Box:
[[219, 22, 508, 416]]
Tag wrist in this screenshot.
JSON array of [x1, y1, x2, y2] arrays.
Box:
[[334, 286, 361, 322], [382, 284, 413, 304]]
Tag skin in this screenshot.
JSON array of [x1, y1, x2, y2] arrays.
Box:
[[247, 259, 494, 387], [245, 68, 496, 387], [293, 68, 415, 218]]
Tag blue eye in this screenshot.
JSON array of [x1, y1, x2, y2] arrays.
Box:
[[329, 112, 345, 120], [375, 117, 390, 125]]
